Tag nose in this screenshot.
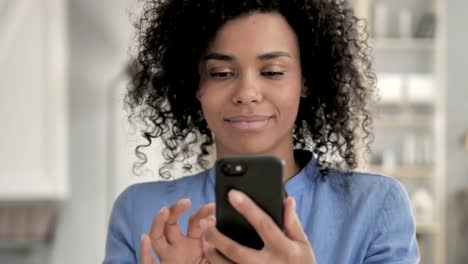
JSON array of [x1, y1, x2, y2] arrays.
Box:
[[231, 73, 263, 105]]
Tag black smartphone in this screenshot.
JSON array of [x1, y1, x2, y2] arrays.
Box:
[[215, 156, 284, 250]]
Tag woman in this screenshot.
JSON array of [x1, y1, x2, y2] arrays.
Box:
[[104, 0, 420, 263]]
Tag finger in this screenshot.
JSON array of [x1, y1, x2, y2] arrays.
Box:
[[202, 237, 234, 264], [202, 217, 234, 264], [141, 234, 158, 264], [149, 207, 169, 254], [187, 203, 215, 239], [167, 199, 191, 224], [201, 217, 257, 263], [165, 199, 191, 243], [228, 189, 287, 248], [284, 197, 309, 243], [206, 214, 216, 223]]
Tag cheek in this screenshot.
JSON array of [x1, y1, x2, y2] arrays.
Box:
[[280, 95, 301, 121], [198, 87, 225, 125], [274, 83, 302, 115]]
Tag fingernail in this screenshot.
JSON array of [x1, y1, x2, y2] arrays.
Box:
[[228, 189, 243, 204], [141, 234, 146, 241], [291, 197, 296, 209], [200, 219, 208, 231], [207, 216, 216, 225], [159, 207, 166, 214]]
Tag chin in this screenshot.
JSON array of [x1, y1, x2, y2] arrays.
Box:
[[223, 138, 278, 156], [214, 128, 293, 157]]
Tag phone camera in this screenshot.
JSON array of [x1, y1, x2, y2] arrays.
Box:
[[222, 163, 246, 176]]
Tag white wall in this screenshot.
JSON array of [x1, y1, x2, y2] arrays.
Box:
[[49, 0, 136, 263], [444, 1, 468, 263]]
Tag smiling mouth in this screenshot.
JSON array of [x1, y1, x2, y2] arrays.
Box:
[[224, 115, 273, 131]]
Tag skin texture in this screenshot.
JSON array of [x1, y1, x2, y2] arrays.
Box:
[[197, 12, 305, 181], [140, 13, 317, 264]]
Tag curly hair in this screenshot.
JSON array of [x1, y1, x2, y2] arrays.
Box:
[[125, 0, 376, 179]]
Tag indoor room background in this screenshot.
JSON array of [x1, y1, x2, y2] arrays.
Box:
[[0, 0, 467, 263]]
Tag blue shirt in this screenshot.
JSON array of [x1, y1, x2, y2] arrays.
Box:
[[104, 156, 420, 263]]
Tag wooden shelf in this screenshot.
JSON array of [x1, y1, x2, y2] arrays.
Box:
[[375, 101, 436, 111], [367, 165, 434, 179], [370, 38, 435, 50], [351, 0, 445, 262], [0, 201, 57, 246], [374, 115, 434, 128]]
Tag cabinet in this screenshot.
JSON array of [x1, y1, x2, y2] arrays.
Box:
[[351, 0, 445, 263]]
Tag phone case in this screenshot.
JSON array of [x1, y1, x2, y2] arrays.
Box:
[[215, 156, 284, 249]]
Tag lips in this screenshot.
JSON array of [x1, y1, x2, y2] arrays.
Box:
[[225, 115, 272, 122], [224, 115, 273, 131]]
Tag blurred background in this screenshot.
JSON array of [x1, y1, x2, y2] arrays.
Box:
[[0, 0, 467, 263]]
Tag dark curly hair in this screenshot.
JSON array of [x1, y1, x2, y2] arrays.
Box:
[[125, 0, 376, 179]]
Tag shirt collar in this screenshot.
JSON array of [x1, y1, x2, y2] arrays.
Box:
[[284, 154, 318, 195], [206, 150, 319, 193]]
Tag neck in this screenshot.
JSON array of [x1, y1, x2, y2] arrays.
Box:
[[281, 149, 301, 182], [215, 144, 301, 182]]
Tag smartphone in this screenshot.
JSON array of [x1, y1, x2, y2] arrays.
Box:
[[215, 156, 284, 250]]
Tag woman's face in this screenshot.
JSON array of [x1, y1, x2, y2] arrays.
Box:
[[198, 12, 304, 156]]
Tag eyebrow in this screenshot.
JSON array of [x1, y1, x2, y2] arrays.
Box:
[[203, 53, 234, 61], [257, 51, 291, 60], [202, 51, 291, 61]]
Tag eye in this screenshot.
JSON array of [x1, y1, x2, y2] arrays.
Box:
[[209, 72, 234, 79], [261, 71, 284, 78]]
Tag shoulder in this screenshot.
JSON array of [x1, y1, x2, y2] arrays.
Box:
[[312, 169, 419, 262], [341, 173, 420, 262], [317, 169, 412, 222], [354, 171, 406, 196], [349, 172, 414, 232], [325, 168, 407, 201], [117, 169, 211, 203], [352, 171, 409, 207], [107, 169, 211, 231]]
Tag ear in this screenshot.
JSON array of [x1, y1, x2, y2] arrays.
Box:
[[300, 78, 309, 98]]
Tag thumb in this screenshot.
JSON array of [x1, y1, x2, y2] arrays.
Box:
[[283, 197, 308, 243]]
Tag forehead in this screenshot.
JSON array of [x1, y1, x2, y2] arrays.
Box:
[[208, 12, 300, 57]]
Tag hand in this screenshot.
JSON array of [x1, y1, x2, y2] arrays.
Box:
[[140, 199, 215, 264], [200, 190, 317, 264]]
